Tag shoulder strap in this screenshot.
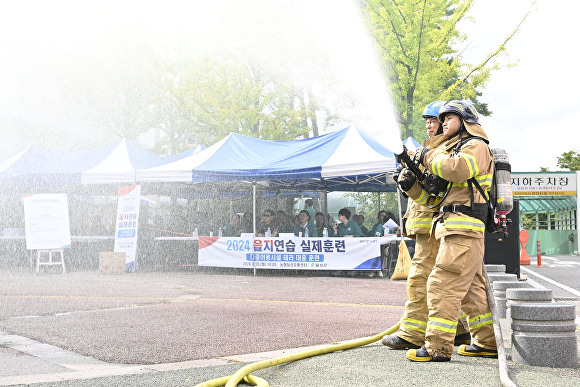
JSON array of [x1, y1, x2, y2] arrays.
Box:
[[458, 136, 495, 208], [471, 177, 491, 205], [452, 135, 488, 155]]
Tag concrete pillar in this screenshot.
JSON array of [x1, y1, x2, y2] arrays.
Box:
[[505, 288, 553, 329], [485, 264, 506, 273], [492, 281, 533, 318], [511, 303, 578, 368], [487, 273, 518, 283]]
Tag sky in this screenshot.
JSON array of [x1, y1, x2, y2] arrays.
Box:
[[456, 0, 580, 172], [0, 0, 578, 173]]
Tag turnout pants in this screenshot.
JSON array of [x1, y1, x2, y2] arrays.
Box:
[[398, 234, 469, 347], [425, 233, 496, 358]]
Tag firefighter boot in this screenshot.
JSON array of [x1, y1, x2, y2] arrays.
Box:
[[458, 343, 498, 358], [453, 332, 471, 346], [406, 346, 451, 362], [381, 334, 421, 349]]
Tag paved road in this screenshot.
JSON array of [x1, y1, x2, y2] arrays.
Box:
[[524, 255, 580, 292], [521, 255, 580, 318], [0, 269, 406, 371], [0, 260, 579, 386]]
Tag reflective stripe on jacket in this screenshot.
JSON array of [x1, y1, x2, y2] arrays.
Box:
[[402, 201, 436, 237], [407, 133, 493, 238], [440, 215, 485, 233], [401, 135, 445, 237]]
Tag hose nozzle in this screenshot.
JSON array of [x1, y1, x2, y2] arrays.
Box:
[[395, 145, 425, 182]]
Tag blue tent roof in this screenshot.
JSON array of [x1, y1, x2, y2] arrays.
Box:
[[0, 139, 200, 187], [137, 126, 399, 192], [0, 145, 97, 186], [1, 128, 408, 193]]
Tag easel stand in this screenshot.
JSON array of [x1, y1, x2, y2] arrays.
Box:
[[36, 249, 66, 274]]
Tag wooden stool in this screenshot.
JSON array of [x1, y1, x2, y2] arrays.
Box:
[[36, 249, 66, 274]]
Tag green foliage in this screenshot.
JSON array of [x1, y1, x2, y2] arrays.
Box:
[[363, 0, 469, 139], [176, 58, 303, 144], [148, 56, 339, 153], [141, 1, 529, 153], [349, 191, 400, 227], [557, 150, 580, 171], [362, 0, 526, 141]]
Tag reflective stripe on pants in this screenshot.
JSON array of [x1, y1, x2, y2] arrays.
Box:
[[425, 234, 496, 358], [397, 234, 439, 346]]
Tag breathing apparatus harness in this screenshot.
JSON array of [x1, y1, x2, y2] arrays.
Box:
[[395, 126, 509, 234], [438, 132, 513, 236], [438, 133, 491, 226]]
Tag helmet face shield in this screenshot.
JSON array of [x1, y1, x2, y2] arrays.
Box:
[[437, 100, 479, 124]]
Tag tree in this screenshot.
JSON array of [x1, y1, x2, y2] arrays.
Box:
[[183, 58, 307, 143], [362, 0, 531, 141], [557, 150, 580, 171], [352, 0, 534, 220], [349, 191, 400, 224], [150, 55, 338, 151]]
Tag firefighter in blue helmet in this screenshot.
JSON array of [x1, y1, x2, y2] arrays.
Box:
[[382, 101, 472, 352], [400, 100, 497, 361]]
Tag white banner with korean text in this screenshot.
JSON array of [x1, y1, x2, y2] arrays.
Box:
[[198, 236, 382, 270], [113, 185, 141, 272], [511, 172, 576, 196]]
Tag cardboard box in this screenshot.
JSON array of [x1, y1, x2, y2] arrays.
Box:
[[99, 252, 126, 274]]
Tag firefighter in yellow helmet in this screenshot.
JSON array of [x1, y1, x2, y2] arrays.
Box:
[[382, 101, 471, 351], [399, 100, 497, 362]]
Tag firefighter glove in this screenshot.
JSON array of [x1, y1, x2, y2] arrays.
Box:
[[417, 147, 430, 166], [397, 168, 416, 191], [393, 165, 404, 183]]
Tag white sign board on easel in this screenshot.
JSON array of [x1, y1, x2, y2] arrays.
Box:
[[113, 185, 141, 272], [22, 193, 71, 250]]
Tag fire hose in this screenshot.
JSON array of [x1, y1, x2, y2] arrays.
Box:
[[195, 266, 515, 387], [481, 263, 517, 387], [194, 322, 401, 387]]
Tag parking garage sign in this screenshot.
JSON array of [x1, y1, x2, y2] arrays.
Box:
[[511, 172, 576, 196]]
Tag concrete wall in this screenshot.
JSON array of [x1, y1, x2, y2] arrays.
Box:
[[522, 229, 578, 255]]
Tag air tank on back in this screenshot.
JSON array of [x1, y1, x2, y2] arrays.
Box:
[[492, 148, 513, 237], [491, 148, 513, 215]]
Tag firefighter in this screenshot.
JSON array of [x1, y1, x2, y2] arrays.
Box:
[[382, 101, 471, 351], [400, 100, 498, 362]]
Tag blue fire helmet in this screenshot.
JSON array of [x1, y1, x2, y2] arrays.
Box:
[[438, 100, 479, 124], [422, 101, 446, 119]]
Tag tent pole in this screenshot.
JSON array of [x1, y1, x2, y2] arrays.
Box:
[[323, 190, 328, 224], [397, 190, 403, 230], [252, 182, 257, 235], [253, 182, 257, 276], [212, 188, 218, 234], [320, 179, 328, 226]]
